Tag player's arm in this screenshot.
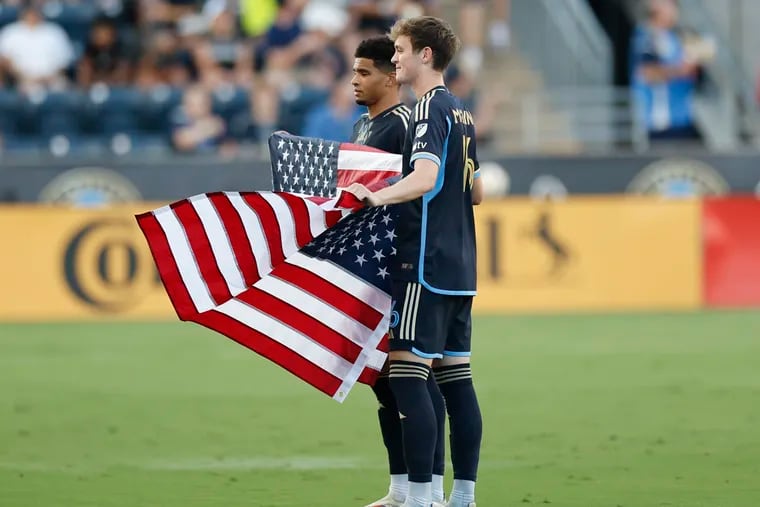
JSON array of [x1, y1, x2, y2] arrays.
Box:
[[365, 159, 439, 205], [472, 169, 483, 205]]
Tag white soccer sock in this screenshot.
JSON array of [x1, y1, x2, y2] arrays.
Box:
[[389, 474, 409, 501], [404, 481, 432, 507], [432, 474, 445, 503], [449, 479, 476, 506]]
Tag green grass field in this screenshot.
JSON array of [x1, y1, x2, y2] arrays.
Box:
[[1, 312, 760, 507]]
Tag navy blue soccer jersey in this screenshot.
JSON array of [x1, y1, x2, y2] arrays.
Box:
[[392, 86, 480, 295], [351, 103, 411, 153]]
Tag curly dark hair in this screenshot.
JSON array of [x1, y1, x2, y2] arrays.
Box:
[[354, 35, 397, 73]]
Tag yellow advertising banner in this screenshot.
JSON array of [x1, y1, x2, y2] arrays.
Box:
[[0, 197, 702, 321], [0, 204, 174, 321], [473, 197, 702, 312]]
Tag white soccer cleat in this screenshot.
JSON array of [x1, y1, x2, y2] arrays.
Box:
[[363, 493, 405, 507]]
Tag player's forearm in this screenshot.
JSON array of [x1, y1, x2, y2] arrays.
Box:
[[373, 167, 437, 205]]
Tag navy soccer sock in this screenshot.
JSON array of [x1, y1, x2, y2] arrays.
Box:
[[388, 360, 436, 484], [435, 363, 483, 482], [428, 373, 446, 478], [371, 375, 407, 475]]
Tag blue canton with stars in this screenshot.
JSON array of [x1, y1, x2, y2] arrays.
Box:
[[300, 206, 398, 293], [269, 132, 341, 197]]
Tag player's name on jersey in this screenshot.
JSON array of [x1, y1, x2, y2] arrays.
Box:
[[452, 108, 475, 126]]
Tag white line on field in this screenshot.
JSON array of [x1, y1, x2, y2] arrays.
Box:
[[0, 457, 521, 473]]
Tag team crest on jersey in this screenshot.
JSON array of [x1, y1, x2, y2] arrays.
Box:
[[356, 123, 371, 144], [415, 123, 428, 138]]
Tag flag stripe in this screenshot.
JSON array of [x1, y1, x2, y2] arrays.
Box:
[[216, 299, 355, 380], [195, 310, 343, 397], [242, 193, 285, 267], [285, 252, 389, 314], [338, 149, 402, 172], [227, 192, 274, 279], [171, 200, 232, 305], [236, 286, 362, 363], [154, 205, 216, 312], [275, 193, 319, 248], [136, 212, 198, 320], [260, 193, 301, 259], [337, 170, 401, 190], [259, 269, 379, 348], [190, 194, 247, 296], [208, 193, 259, 288]]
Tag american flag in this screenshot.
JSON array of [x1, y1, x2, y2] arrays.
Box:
[[269, 131, 402, 197], [136, 133, 402, 401]]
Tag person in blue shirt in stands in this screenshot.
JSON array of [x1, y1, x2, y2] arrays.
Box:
[[631, 0, 706, 140]]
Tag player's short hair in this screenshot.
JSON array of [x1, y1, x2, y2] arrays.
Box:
[[390, 16, 461, 72], [354, 35, 396, 73]]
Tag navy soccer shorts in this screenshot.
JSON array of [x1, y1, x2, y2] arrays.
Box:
[[388, 281, 473, 359]]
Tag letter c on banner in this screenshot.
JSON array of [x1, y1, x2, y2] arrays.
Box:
[[63, 220, 154, 312]]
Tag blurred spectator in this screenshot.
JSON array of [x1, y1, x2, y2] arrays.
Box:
[[171, 85, 228, 153], [445, 63, 498, 143], [458, 0, 510, 75], [233, 0, 281, 38], [302, 77, 361, 140], [135, 28, 195, 88], [0, 0, 486, 157], [630, 0, 714, 140], [78, 17, 133, 86], [0, 5, 75, 92], [193, 9, 252, 87]]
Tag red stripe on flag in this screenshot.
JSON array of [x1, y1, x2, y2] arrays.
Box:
[[135, 212, 197, 320], [236, 286, 362, 363], [339, 142, 387, 153], [358, 367, 380, 386], [274, 262, 384, 331], [241, 193, 285, 266], [276, 192, 317, 247], [337, 170, 399, 189], [208, 192, 259, 287], [325, 209, 343, 228], [195, 310, 343, 397], [171, 200, 233, 305]]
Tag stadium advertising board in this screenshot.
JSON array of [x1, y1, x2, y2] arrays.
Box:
[[5, 196, 760, 320], [0, 205, 173, 321], [703, 197, 760, 307], [474, 198, 702, 312]]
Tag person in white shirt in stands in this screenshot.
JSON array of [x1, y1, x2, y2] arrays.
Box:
[[0, 5, 75, 92]]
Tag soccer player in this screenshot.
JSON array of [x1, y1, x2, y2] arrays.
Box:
[[350, 35, 448, 507], [346, 17, 484, 507]]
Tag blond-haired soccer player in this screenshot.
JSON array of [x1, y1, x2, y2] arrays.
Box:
[[347, 16, 483, 507]]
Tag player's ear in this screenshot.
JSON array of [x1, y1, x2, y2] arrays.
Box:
[[421, 46, 433, 65], [386, 72, 397, 88]]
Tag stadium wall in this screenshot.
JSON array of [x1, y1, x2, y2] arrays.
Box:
[[3, 153, 760, 203], [2, 196, 758, 321]]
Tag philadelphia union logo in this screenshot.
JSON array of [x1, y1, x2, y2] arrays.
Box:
[[627, 158, 728, 197]]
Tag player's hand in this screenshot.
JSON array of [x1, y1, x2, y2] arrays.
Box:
[[345, 183, 384, 207]]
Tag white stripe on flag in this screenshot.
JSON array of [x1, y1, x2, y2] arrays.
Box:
[[256, 275, 374, 347], [259, 193, 300, 258], [217, 299, 353, 380], [286, 252, 390, 314], [189, 194, 247, 296], [338, 150, 402, 173], [153, 206, 216, 312], [226, 192, 274, 279], [304, 199, 329, 239]]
